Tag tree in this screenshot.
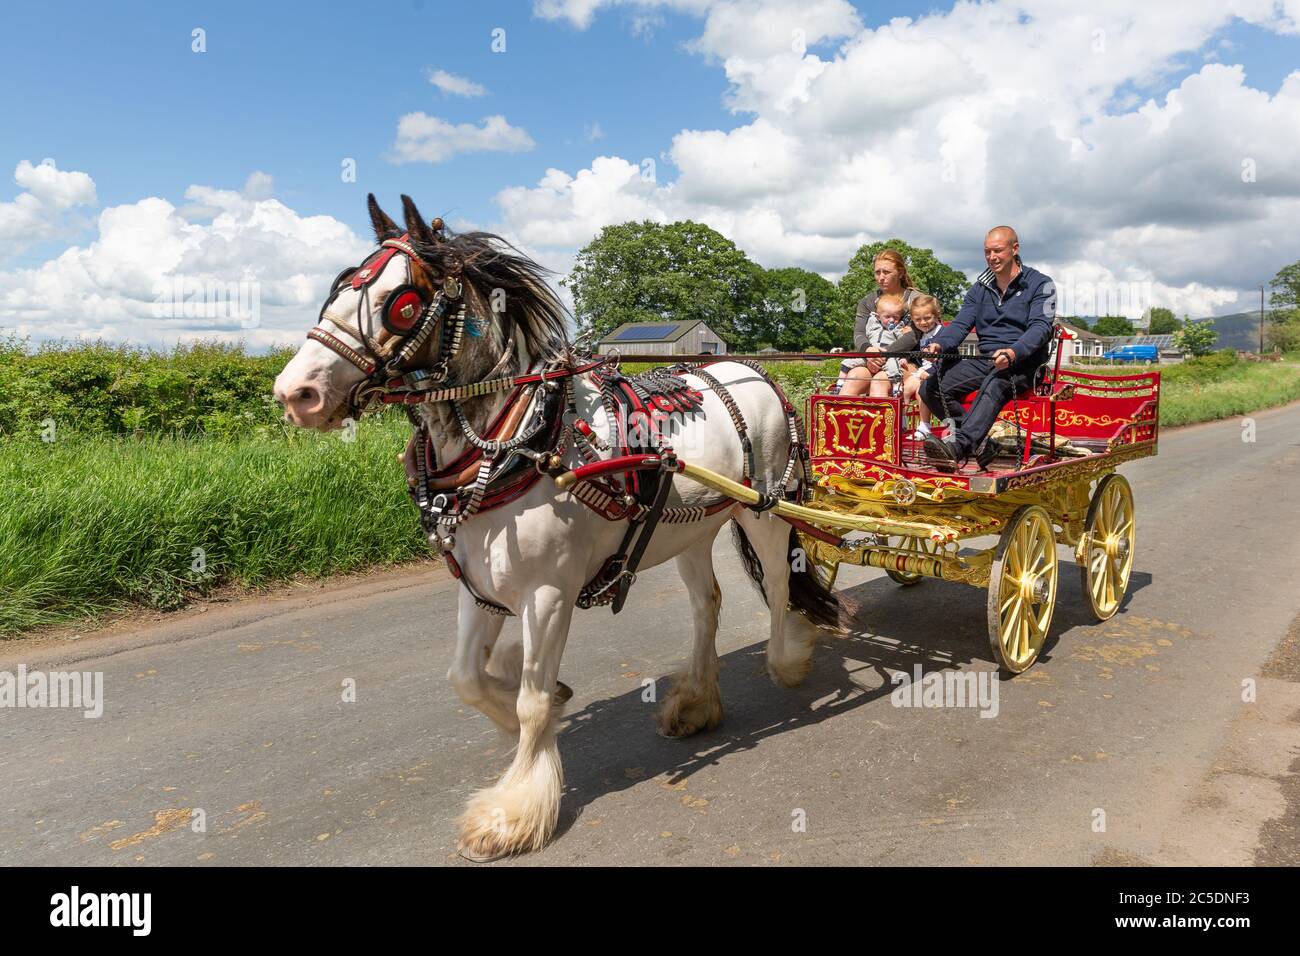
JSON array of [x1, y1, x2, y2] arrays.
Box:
[[1092, 315, 1136, 337], [1265, 318, 1300, 354], [1268, 261, 1300, 314], [1174, 318, 1218, 357], [1145, 307, 1180, 335], [743, 267, 845, 352], [1059, 315, 1088, 331], [837, 239, 968, 326], [564, 220, 761, 345]]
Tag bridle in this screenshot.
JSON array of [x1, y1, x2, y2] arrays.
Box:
[[307, 232, 472, 418]]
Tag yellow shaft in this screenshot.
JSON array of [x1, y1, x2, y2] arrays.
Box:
[[673, 461, 958, 541]]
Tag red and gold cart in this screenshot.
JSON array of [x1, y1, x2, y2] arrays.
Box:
[[788, 363, 1159, 672], [562, 348, 1160, 674]]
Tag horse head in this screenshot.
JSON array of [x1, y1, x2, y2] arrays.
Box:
[[273, 194, 568, 430]]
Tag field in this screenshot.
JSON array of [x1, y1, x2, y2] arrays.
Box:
[[1077, 351, 1300, 427], [2, 341, 1298, 635]]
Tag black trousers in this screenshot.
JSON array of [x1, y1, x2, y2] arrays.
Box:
[[920, 350, 1048, 456]]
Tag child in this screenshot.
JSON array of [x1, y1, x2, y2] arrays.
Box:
[[899, 293, 943, 437], [840, 293, 909, 397]]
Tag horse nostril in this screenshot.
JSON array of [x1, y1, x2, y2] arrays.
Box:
[[293, 384, 324, 414]]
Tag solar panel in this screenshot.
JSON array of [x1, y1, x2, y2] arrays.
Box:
[[613, 323, 680, 341]]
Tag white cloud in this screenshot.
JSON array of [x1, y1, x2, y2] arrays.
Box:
[[388, 112, 536, 164], [0, 160, 97, 257], [428, 69, 487, 97], [506, 0, 1300, 316], [178, 170, 277, 220], [0, 176, 370, 348]]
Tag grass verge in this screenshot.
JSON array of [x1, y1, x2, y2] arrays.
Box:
[[0, 416, 423, 635]]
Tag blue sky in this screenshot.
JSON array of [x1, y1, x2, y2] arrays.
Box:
[[3, 0, 1299, 346], [2, 0, 745, 253]]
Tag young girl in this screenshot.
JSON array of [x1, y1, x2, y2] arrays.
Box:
[[899, 294, 943, 437]]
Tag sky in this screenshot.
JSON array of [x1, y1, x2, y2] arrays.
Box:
[[2, 0, 1299, 348]]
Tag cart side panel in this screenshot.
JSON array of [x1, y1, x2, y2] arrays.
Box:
[[808, 394, 902, 470], [997, 368, 1161, 446]]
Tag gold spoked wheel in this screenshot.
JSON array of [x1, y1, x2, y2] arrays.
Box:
[[987, 505, 1059, 673], [882, 535, 939, 586], [1080, 473, 1135, 621]]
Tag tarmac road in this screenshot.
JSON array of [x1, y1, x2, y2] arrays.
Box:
[[3, 403, 1299, 866]]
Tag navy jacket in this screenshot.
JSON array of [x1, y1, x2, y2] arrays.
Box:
[[934, 263, 1056, 358]]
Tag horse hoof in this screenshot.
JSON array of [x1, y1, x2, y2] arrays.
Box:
[[457, 844, 514, 864], [553, 680, 573, 705]]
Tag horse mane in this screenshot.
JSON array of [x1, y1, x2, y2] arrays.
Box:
[[406, 229, 571, 364]]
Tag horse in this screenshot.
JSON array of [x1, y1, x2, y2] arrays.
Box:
[[273, 194, 847, 860]]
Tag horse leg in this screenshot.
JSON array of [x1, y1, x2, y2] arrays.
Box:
[[457, 583, 573, 859], [734, 511, 819, 688], [447, 587, 520, 738], [656, 535, 725, 738]]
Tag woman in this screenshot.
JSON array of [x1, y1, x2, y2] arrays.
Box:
[[838, 250, 921, 397]]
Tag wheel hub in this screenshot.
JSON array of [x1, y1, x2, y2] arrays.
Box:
[[1103, 533, 1128, 559], [1019, 574, 1048, 604]]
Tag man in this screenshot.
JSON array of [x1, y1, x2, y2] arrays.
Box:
[[920, 226, 1056, 470]]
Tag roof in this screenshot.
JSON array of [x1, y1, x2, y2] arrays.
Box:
[[1104, 334, 1178, 349], [1059, 322, 1104, 340], [597, 319, 716, 344]]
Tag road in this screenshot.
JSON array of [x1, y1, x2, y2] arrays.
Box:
[[3, 403, 1299, 866]]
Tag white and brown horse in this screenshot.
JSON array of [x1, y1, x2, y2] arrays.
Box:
[[273, 195, 845, 859]]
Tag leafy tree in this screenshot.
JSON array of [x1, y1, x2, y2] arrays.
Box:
[[1058, 315, 1088, 331], [1265, 318, 1300, 353], [1268, 261, 1300, 315], [1145, 307, 1180, 335], [836, 239, 968, 326], [1092, 315, 1136, 337], [1174, 318, 1218, 357], [743, 267, 845, 352], [564, 220, 761, 345]]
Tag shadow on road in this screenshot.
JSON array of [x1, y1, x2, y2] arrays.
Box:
[[553, 564, 1153, 834]]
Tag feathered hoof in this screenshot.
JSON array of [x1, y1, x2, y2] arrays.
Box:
[[655, 676, 723, 738], [766, 655, 812, 688], [457, 795, 556, 861], [456, 750, 563, 860]]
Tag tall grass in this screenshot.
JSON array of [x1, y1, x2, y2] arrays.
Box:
[[0, 417, 424, 635]]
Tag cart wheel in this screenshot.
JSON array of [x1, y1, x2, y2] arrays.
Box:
[[883, 535, 938, 586], [987, 504, 1059, 673], [1080, 473, 1135, 621]]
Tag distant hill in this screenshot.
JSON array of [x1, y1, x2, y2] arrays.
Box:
[[1194, 312, 1265, 352]]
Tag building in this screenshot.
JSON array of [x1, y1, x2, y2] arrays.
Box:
[[596, 319, 728, 356], [1058, 323, 1105, 362], [955, 322, 1103, 363]]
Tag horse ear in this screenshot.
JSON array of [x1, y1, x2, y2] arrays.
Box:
[[400, 194, 438, 243], [367, 194, 399, 240]]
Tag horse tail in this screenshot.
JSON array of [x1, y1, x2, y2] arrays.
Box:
[[729, 521, 846, 632]]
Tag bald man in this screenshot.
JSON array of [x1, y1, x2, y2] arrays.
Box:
[[920, 226, 1056, 470]]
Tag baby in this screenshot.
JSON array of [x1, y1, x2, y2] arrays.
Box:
[[899, 294, 943, 437], [840, 293, 909, 397]]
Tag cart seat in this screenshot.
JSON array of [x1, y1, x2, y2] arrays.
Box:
[[960, 363, 1051, 406]]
